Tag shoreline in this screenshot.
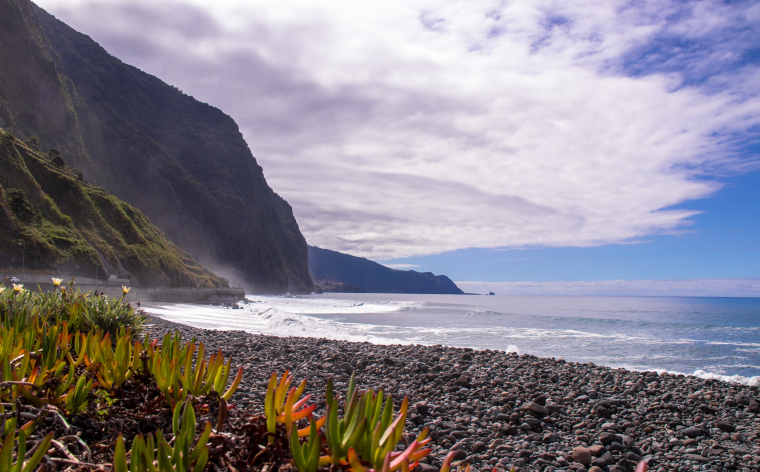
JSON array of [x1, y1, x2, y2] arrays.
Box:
[[146, 314, 759, 471], [142, 298, 760, 387]]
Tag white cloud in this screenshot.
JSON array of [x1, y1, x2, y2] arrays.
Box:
[[38, 0, 760, 259], [457, 278, 760, 297]]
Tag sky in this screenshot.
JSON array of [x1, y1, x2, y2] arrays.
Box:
[[36, 0, 760, 295]]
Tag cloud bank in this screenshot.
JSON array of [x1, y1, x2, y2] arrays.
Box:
[[457, 278, 760, 297], [38, 0, 760, 259]]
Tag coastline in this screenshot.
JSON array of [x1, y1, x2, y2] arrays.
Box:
[[146, 314, 760, 471]]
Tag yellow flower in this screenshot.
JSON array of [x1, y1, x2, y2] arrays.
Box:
[[122, 286, 131, 295], [0, 287, 5, 294], [52, 278, 62, 286], [12, 284, 24, 292]]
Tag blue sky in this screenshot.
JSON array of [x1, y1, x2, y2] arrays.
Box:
[[39, 0, 760, 294], [380, 166, 760, 283]]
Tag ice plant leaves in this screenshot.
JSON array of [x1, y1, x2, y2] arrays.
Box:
[[114, 400, 212, 472], [265, 370, 317, 439]]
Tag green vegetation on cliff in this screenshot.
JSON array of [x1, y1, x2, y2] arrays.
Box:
[[0, 0, 313, 293], [0, 129, 226, 287]]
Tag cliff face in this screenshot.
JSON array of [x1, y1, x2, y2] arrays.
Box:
[[0, 0, 313, 293], [0, 131, 226, 287], [308, 246, 464, 294]]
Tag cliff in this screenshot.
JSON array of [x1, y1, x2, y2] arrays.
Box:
[[308, 246, 464, 294], [0, 130, 226, 287], [0, 0, 313, 293]]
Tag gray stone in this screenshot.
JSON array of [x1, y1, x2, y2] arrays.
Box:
[[417, 464, 438, 472], [683, 453, 709, 463], [471, 442, 487, 454], [735, 394, 751, 406], [414, 401, 430, 415], [451, 450, 468, 461], [716, 421, 735, 432], [600, 432, 623, 446], [682, 427, 704, 438], [525, 402, 549, 417]]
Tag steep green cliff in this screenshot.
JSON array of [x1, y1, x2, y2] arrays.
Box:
[[308, 246, 464, 294], [0, 130, 226, 287], [0, 0, 313, 293]]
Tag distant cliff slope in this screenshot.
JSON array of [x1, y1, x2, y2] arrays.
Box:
[[0, 131, 226, 287], [0, 0, 312, 293], [308, 246, 464, 294]]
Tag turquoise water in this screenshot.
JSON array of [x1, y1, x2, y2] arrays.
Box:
[[146, 294, 760, 385]]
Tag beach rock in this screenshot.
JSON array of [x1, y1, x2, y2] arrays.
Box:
[[620, 435, 635, 449], [471, 442, 486, 454], [716, 421, 736, 432], [451, 450, 467, 461], [684, 453, 709, 463], [524, 402, 549, 417], [417, 464, 437, 472], [682, 427, 704, 438], [600, 432, 622, 446], [573, 447, 592, 466], [414, 401, 430, 415], [454, 375, 471, 387], [144, 315, 760, 472], [588, 445, 606, 456], [591, 452, 612, 467], [735, 393, 751, 405], [501, 426, 519, 436]]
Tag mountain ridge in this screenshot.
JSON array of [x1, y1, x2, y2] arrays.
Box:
[[0, 0, 313, 293], [308, 245, 464, 294]]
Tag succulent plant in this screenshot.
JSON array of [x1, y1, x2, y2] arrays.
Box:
[[264, 370, 317, 441], [0, 417, 54, 472], [113, 399, 212, 472]]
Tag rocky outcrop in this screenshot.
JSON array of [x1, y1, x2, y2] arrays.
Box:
[[0, 0, 313, 293]]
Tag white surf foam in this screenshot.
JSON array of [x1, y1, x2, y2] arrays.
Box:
[[692, 370, 760, 387], [143, 295, 760, 386]]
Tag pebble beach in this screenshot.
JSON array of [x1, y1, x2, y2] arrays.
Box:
[[147, 315, 760, 472]]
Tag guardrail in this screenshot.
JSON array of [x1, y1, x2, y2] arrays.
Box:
[[0, 272, 132, 287], [1, 274, 245, 303]]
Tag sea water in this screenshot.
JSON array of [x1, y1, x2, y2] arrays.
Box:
[[145, 294, 760, 385]]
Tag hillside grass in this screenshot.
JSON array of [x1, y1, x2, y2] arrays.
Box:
[[0, 129, 227, 288]]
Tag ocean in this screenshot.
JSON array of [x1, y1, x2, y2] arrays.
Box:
[[144, 293, 760, 386]]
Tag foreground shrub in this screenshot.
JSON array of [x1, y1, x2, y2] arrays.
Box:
[[0, 282, 146, 338], [0, 283, 242, 471]]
